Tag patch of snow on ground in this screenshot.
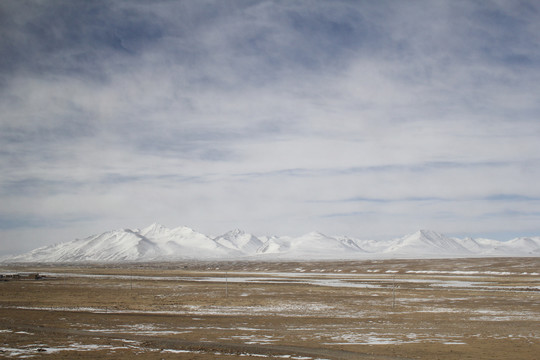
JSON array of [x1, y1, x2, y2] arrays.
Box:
[[406, 270, 516, 276], [0, 342, 135, 358], [183, 302, 335, 317], [324, 332, 415, 345], [324, 332, 471, 346], [228, 334, 279, 344], [161, 349, 193, 353]]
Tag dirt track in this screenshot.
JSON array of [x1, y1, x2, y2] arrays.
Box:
[[1, 258, 539, 359]]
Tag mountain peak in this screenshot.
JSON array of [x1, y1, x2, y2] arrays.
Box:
[[3, 225, 538, 263], [171, 225, 198, 234], [301, 231, 328, 238], [143, 222, 166, 230], [415, 229, 444, 238], [140, 223, 169, 236], [390, 229, 471, 255], [214, 229, 263, 254], [226, 228, 245, 237]]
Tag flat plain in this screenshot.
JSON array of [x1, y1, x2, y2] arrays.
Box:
[[1, 257, 539, 359]]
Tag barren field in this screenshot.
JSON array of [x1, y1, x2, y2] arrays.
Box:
[[1, 257, 539, 359]]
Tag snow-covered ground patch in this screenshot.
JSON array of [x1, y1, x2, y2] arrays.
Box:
[[323, 332, 471, 345], [226, 334, 279, 344], [0, 342, 137, 358], [85, 323, 192, 336], [406, 270, 518, 276], [183, 302, 335, 317], [161, 349, 195, 354]]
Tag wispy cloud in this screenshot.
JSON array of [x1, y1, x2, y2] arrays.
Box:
[[1, 0, 540, 254]]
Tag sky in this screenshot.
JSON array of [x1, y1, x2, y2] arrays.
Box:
[[1, 0, 540, 256]]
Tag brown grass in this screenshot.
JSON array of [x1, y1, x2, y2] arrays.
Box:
[[1, 257, 539, 359]]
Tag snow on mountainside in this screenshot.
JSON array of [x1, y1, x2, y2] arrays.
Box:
[[6, 224, 237, 263], [214, 229, 264, 254], [384, 230, 473, 257], [3, 225, 540, 263], [267, 232, 365, 259], [11, 229, 156, 262], [483, 236, 540, 256], [139, 223, 236, 258], [507, 237, 540, 253]]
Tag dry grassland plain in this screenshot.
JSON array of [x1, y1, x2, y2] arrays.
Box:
[[0, 258, 539, 359]]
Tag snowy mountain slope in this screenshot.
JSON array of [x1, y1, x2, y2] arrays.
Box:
[[384, 230, 472, 257], [335, 236, 367, 252], [270, 232, 365, 259], [6, 224, 236, 262], [3, 225, 540, 263], [486, 236, 540, 256], [460, 237, 493, 253], [9, 229, 158, 262], [349, 238, 394, 253], [214, 229, 264, 254], [255, 235, 291, 255], [507, 237, 540, 252], [143, 224, 237, 258]]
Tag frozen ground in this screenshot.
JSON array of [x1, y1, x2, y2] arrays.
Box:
[[1, 258, 539, 359]]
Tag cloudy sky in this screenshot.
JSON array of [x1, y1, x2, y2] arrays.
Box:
[[2, 0, 540, 255]]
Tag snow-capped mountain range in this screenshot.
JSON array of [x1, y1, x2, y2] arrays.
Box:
[[3, 224, 540, 263]]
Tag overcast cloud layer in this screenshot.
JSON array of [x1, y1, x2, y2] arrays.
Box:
[[2, 0, 540, 255]]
